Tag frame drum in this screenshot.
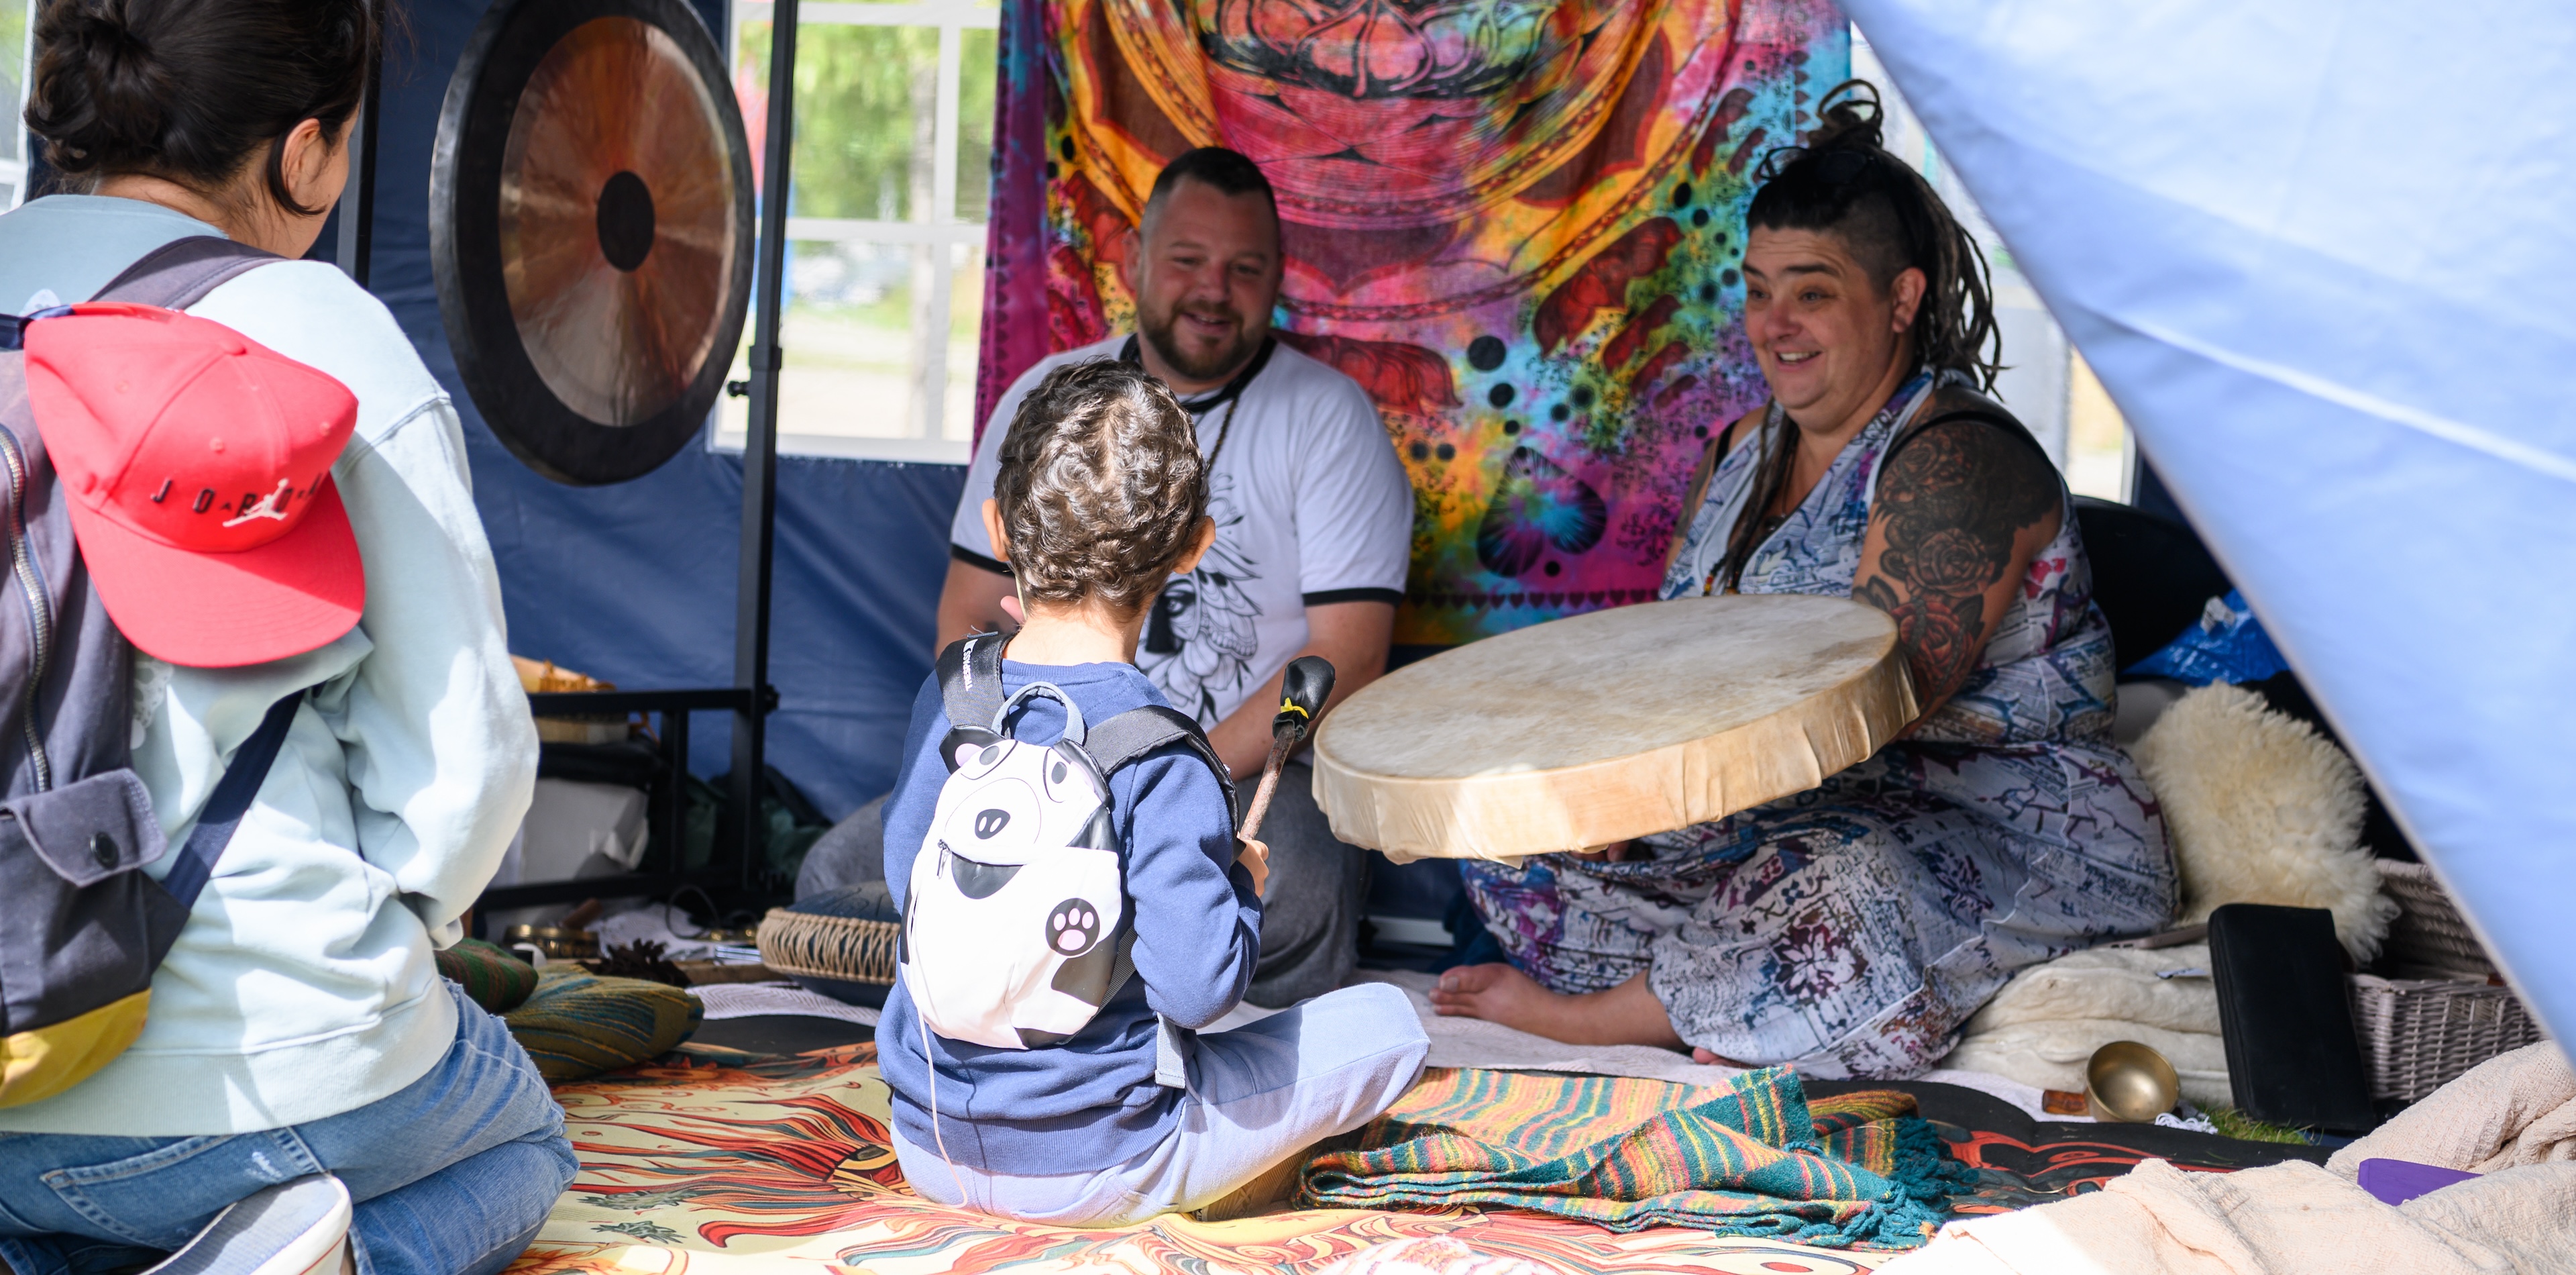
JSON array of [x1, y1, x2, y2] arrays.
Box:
[[1310, 595, 1917, 860]]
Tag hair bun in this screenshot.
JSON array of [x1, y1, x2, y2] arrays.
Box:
[[25, 0, 176, 172], [1807, 80, 1888, 154]]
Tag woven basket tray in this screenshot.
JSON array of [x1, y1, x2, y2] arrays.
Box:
[[756, 907, 898, 986], [2349, 974, 2544, 1103]]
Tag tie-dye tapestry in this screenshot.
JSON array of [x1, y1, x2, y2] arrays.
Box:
[[976, 1, 1850, 644]]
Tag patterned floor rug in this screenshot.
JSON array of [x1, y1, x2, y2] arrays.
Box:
[[507, 1045, 1904, 1274], [507, 1046, 2332, 1274]]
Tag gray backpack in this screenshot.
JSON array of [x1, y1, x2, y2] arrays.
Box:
[[0, 238, 305, 1108]]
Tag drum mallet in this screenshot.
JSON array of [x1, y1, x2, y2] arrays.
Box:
[[1237, 656, 1335, 844]]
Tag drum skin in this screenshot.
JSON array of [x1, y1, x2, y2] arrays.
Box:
[[1310, 595, 1918, 860], [432, 0, 753, 485]]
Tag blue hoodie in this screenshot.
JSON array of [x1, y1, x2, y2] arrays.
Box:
[[876, 657, 1259, 1176]]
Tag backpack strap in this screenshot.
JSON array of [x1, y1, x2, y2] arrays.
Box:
[[1081, 701, 1236, 1094], [156, 691, 303, 910], [1083, 705, 1236, 809], [4, 238, 285, 350], [89, 236, 284, 309], [935, 631, 1008, 736]]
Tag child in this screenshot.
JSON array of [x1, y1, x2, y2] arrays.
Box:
[[876, 359, 1428, 1225]]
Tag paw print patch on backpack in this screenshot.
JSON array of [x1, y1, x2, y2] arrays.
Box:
[[901, 634, 1232, 1052]]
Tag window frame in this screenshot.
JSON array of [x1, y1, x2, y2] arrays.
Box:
[[6, 0, 32, 210], [711, 0, 998, 466]]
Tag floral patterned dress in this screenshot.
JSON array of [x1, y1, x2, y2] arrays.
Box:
[[1460, 374, 2176, 1078]]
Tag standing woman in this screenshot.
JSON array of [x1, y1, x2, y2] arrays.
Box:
[[1433, 86, 2175, 1078], [0, 1, 566, 1273]]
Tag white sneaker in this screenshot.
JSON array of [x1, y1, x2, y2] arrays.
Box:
[[145, 1175, 354, 1275]]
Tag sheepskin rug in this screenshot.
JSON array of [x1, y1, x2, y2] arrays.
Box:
[[2131, 681, 2400, 962]]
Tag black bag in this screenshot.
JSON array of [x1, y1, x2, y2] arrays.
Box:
[[0, 239, 306, 1107], [2207, 902, 2379, 1133]]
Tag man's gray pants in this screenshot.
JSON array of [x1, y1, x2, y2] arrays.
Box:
[[796, 760, 1368, 1007]]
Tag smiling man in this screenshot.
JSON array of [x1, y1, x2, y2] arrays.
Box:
[[803, 148, 1413, 1007]]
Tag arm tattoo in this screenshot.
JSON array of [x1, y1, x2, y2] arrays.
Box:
[[1855, 420, 2059, 711]]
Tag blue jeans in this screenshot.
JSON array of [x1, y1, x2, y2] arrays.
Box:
[[0, 983, 575, 1275], [894, 982, 1428, 1226]]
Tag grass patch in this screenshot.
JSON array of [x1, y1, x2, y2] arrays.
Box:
[[2206, 1107, 2312, 1145]]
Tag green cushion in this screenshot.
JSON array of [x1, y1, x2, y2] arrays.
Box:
[[502, 968, 702, 1083], [435, 939, 539, 1013]]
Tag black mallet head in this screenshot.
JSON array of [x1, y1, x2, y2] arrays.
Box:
[[1273, 656, 1336, 742]]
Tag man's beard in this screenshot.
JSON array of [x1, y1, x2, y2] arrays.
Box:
[[1138, 301, 1260, 385]]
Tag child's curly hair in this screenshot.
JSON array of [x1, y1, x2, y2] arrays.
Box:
[[993, 360, 1208, 615]]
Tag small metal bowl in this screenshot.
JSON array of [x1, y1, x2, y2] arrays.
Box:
[[2086, 1040, 2181, 1123], [503, 923, 599, 960]]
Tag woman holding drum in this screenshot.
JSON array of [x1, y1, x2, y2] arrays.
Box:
[[1430, 87, 2176, 1078]]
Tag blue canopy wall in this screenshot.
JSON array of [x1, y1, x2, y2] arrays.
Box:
[[1842, 0, 2576, 1050], [367, 0, 964, 819]]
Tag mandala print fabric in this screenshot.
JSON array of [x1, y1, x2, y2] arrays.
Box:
[[977, 0, 1851, 643]]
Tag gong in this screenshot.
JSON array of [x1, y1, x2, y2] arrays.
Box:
[[432, 0, 753, 485]]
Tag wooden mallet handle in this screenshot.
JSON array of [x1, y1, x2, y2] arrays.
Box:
[[1236, 656, 1336, 845]]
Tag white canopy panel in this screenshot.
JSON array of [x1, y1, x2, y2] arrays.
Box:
[[1838, 0, 2576, 1047]]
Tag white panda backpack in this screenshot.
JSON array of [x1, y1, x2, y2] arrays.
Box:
[[902, 633, 1233, 1052]]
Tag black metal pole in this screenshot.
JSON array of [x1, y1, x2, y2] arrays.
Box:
[[733, 0, 797, 888], [335, 3, 384, 287]]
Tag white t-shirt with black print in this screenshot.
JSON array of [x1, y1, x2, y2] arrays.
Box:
[[949, 334, 1411, 728]]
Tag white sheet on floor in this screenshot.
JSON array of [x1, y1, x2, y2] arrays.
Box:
[[1353, 970, 1748, 1086], [698, 966, 2082, 1120], [692, 982, 881, 1027]]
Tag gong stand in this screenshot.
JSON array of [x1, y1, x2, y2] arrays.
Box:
[[434, 0, 800, 916], [732, 0, 799, 893]]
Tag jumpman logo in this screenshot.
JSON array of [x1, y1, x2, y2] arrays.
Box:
[[222, 478, 295, 527]]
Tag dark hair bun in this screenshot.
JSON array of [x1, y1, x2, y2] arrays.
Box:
[[1805, 81, 1888, 154], [25, 0, 378, 215], [25, 1, 177, 169]]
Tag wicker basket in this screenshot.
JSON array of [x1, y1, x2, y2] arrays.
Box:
[[2375, 860, 2496, 976], [2349, 974, 2544, 1103], [756, 907, 898, 987]]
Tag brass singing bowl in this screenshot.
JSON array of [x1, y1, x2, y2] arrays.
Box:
[[2086, 1040, 2182, 1123], [503, 923, 600, 959]]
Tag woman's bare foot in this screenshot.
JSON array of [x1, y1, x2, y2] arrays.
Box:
[[1428, 966, 1686, 1050]]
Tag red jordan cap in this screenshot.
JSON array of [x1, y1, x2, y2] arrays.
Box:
[[24, 302, 363, 668]]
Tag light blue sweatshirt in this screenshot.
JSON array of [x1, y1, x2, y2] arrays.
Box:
[[0, 196, 537, 1136]]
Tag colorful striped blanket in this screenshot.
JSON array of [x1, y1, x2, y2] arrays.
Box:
[[1303, 1068, 1972, 1248]]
